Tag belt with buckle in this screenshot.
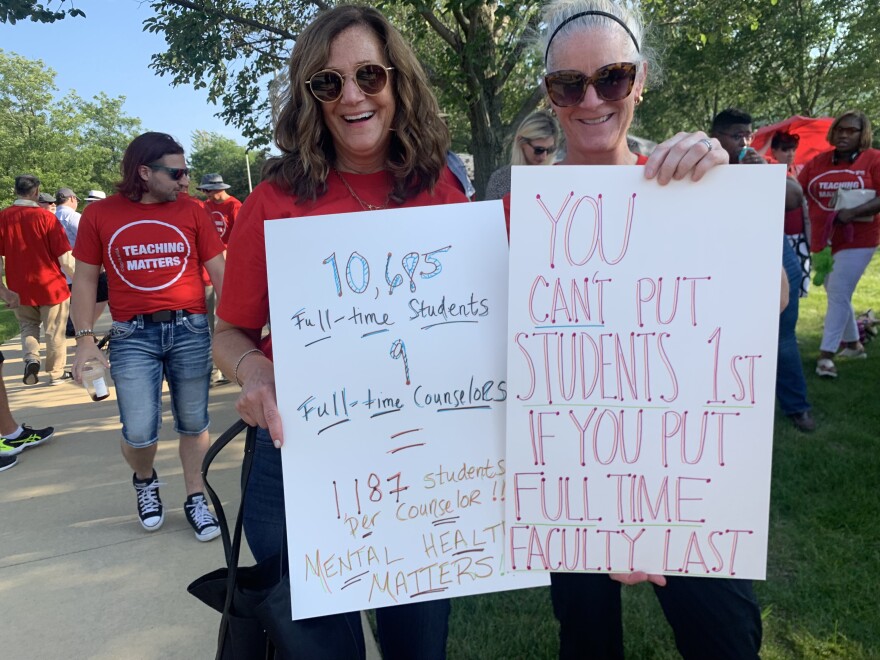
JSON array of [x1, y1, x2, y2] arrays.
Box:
[[134, 309, 197, 323]]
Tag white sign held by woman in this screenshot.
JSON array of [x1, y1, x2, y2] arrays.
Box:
[[505, 165, 785, 580], [266, 201, 548, 619]]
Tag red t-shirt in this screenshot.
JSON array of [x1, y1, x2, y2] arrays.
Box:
[[798, 149, 880, 253], [74, 195, 225, 321], [204, 196, 242, 245], [0, 203, 71, 306], [502, 154, 650, 234], [218, 168, 469, 359]]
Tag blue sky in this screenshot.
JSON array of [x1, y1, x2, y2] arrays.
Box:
[[0, 0, 250, 155]]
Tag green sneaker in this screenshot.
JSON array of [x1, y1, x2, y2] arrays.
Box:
[[1, 425, 54, 452], [0, 437, 23, 456]]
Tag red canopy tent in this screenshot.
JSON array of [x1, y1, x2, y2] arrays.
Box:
[[752, 115, 834, 167]]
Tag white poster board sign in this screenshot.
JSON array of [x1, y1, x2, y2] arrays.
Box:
[[505, 165, 785, 580], [266, 201, 548, 620]]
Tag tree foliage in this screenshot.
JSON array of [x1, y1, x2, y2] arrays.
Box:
[[9, 0, 880, 194], [188, 129, 266, 201], [638, 0, 880, 138], [0, 0, 85, 24], [143, 0, 544, 197], [0, 49, 141, 207]]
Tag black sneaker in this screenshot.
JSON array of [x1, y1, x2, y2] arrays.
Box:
[[184, 492, 220, 542], [0, 454, 18, 473], [133, 470, 165, 531], [23, 359, 39, 385], [1, 425, 54, 452]]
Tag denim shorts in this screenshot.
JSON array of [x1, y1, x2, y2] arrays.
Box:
[[109, 311, 212, 448]]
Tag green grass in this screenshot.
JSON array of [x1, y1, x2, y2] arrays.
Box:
[[0, 305, 18, 343], [442, 254, 880, 658]]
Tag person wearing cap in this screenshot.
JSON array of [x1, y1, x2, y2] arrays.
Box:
[[0, 175, 73, 386], [55, 188, 109, 336], [37, 192, 57, 214], [54, 188, 80, 246], [70, 133, 226, 542], [197, 173, 241, 243], [197, 173, 241, 385], [85, 190, 106, 204]]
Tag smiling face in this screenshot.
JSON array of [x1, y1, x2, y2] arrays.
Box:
[[546, 27, 644, 165], [318, 25, 396, 173]]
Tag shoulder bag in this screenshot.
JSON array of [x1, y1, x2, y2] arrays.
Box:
[[187, 420, 365, 660]]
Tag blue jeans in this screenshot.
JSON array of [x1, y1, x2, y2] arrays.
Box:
[[109, 311, 211, 448], [245, 428, 450, 660], [777, 239, 811, 416], [551, 572, 761, 659]]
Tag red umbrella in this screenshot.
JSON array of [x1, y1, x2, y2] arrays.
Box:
[[752, 115, 834, 167]]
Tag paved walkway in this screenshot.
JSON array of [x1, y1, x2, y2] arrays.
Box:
[[0, 319, 380, 659]]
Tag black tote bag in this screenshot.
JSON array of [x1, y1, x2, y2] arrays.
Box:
[[187, 420, 365, 660]]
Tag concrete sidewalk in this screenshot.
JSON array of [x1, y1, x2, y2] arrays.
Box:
[[0, 323, 380, 659]]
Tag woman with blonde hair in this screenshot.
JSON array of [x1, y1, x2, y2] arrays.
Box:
[[518, 0, 763, 656], [485, 110, 559, 199]]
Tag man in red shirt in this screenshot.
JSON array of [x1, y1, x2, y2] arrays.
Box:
[[197, 173, 241, 243], [71, 133, 226, 542], [197, 173, 241, 385], [0, 175, 73, 385]]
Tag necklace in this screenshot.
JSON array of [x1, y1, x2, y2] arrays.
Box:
[[335, 169, 389, 211]]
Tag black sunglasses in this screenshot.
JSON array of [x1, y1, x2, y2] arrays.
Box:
[[544, 62, 637, 107], [520, 139, 556, 157], [148, 164, 190, 180], [306, 63, 394, 103]]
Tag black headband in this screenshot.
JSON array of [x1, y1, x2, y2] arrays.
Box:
[[545, 10, 641, 62]]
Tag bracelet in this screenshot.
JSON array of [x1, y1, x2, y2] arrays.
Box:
[[74, 329, 96, 340], [233, 348, 263, 386]]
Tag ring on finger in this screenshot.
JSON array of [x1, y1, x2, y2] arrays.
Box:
[[699, 137, 714, 152]]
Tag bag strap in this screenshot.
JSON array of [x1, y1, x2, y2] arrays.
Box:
[[201, 418, 248, 561], [199, 418, 259, 659]]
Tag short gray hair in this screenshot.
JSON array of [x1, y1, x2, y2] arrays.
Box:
[[541, 0, 660, 87]]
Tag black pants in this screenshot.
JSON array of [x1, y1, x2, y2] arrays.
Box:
[[551, 573, 761, 659]]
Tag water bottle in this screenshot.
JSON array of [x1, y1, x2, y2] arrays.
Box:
[[81, 359, 110, 401]]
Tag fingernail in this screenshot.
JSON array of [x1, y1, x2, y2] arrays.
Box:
[[273, 439, 281, 449]]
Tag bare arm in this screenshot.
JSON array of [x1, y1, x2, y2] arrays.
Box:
[[214, 317, 284, 447], [785, 177, 804, 212], [70, 262, 108, 380], [0, 257, 19, 308], [57, 250, 75, 279], [204, 253, 225, 301], [644, 131, 728, 185], [836, 196, 880, 224]]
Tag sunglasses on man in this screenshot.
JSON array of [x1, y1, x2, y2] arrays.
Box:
[[148, 164, 190, 180], [306, 63, 394, 103]]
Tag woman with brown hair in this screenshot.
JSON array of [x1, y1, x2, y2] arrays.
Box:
[[214, 6, 470, 658]]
